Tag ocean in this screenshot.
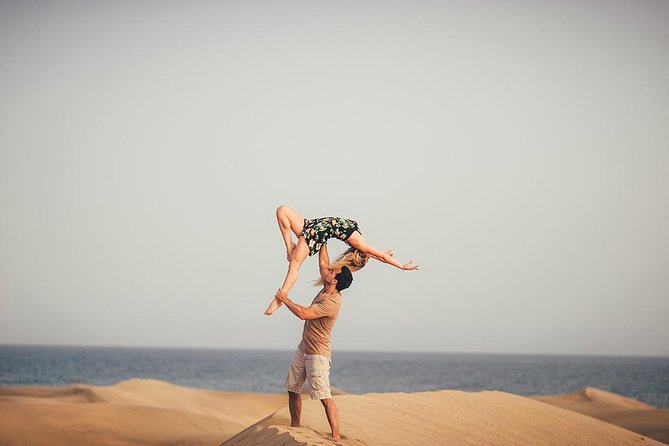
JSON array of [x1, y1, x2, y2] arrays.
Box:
[[1, 345, 667, 408]]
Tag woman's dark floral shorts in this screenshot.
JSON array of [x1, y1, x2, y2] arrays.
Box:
[[301, 217, 360, 256]]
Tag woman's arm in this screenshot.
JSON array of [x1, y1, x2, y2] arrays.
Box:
[[349, 237, 418, 270], [375, 249, 418, 270]]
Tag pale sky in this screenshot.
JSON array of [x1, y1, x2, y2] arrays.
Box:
[[1, 0, 668, 356]]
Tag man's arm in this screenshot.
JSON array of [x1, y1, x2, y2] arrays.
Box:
[[275, 289, 320, 320], [318, 242, 331, 281]]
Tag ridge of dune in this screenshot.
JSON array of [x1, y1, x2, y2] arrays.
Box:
[[533, 387, 669, 444], [0, 378, 287, 446], [581, 387, 656, 410], [93, 378, 288, 426], [0, 384, 105, 404], [223, 389, 664, 446], [533, 387, 655, 411]]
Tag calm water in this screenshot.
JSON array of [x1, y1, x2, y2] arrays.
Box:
[[1, 345, 667, 408]]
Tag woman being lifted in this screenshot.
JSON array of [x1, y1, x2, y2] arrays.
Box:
[[265, 205, 419, 315]]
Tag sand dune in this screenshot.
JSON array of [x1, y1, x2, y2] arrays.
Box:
[[0, 379, 286, 446], [533, 387, 669, 444], [223, 389, 664, 446], [2, 380, 666, 446]]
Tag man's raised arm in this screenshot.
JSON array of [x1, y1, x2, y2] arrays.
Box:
[[319, 242, 331, 281], [275, 289, 319, 320]]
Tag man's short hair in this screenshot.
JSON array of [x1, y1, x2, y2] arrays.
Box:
[[335, 266, 353, 291]]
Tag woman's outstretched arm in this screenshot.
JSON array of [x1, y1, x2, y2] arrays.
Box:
[[347, 233, 419, 270]]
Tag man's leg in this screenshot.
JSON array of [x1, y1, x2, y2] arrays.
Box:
[[285, 350, 306, 427], [306, 355, 338, 439], [288, 391, 302, 427], [320, 398, 340, 441]]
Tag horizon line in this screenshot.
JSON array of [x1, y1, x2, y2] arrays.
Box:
[[1, 342, 667, 359]]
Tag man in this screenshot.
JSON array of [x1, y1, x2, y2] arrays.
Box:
[[274, 242, 353, 442]]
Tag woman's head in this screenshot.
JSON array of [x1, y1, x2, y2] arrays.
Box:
[[337, 247, 369, 272], [314, 247, 369, 286]]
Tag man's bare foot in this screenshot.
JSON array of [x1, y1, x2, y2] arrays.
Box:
[[264, 297, 282, 315], [286, 241, 296, 261]]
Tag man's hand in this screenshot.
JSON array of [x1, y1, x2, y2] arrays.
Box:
[[274, 290, 317, 320], [275, 289, 289, 302]]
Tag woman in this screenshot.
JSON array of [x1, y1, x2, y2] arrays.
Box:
[[265, 205, 419, 315]]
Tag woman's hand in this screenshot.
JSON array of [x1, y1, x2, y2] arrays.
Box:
[[401, 261, 419, 271], [378, 249, 394, 262]]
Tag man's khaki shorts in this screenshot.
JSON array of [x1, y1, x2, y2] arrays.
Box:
[[284, 349, 332, 400]]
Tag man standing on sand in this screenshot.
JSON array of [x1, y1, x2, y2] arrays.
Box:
[[274, 242, 353, 442]]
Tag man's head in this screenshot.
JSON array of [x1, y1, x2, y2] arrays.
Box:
[[334, 265, 353, 292]]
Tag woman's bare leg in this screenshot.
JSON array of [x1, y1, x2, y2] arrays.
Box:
[[276, 205, 306, 261], [265, 238, 310, 315]]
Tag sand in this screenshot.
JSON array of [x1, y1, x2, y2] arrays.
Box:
[[533, 387, 669, 444], [0, 378, 286, 446], [223, 389, 665, 446], [1, 379, 666, 446]]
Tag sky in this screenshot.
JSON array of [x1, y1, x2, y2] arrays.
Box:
[[1, 0, 668, 356]]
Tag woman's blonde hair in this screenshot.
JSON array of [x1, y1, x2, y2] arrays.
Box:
[[314, 247, 368, 286]]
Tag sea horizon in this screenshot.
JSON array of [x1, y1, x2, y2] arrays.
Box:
[[2, 343, 667, 359]]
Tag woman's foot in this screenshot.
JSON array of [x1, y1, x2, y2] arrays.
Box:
[[264, 297, 283, 315], [286, 241, 296, 261]]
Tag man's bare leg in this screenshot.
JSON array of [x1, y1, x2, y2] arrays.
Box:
[[288, 391, 302, 427], [320, 398, 340, 441]]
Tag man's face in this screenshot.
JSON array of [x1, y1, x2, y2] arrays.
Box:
[[326, 266, 341, 285]]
